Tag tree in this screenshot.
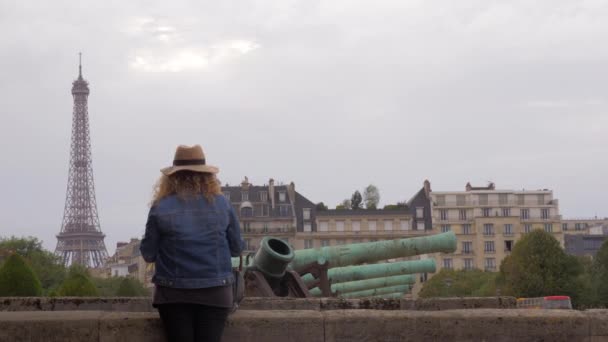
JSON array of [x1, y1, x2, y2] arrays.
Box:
[[499, 230, 583, 301], [383, 202, 408, 211], [591, 240, 608, 306], [0, 254, 42, 296], [315, 202, 328, 211], [363, 185, 380, 209], [116, 277, 149, 297], [350, 191, 362, 210], [336, 199, 351, 210], [419, 269, 498, 298], [0, 236, 66, 293], [57, 265, 98, 297]]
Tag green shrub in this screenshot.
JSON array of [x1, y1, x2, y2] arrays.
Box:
[[116, 277, 149, 297], [57, 266, 98, 297], [0, 253, 42, 296]]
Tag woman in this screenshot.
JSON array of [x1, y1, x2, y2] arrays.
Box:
[[140, 145, 244, 342]]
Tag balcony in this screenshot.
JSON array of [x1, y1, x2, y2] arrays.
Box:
[[484, 250, 496, 254], [243, 227, 294, 235]]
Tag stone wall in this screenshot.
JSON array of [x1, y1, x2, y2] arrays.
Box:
[[0, 296, 516, 312], [1, 309, 608, 342]]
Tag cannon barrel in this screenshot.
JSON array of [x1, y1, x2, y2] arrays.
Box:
[[370, 292, 406, 299], [301, 258, 436, 287], [247, 237, 294, 278], [309, 274, 416, 297], [340, 284, 410, 298], [291, 231, 456, 273]]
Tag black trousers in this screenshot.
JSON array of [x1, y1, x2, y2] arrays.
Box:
[[157, 303, 230, 342]]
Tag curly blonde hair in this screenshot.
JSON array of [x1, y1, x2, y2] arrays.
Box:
[[151, 171, 222, 206]]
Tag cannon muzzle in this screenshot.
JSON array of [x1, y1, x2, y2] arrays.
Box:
[[309, 274, 416, 297]]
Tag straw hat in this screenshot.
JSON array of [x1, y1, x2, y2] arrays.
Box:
[[161, 145, 219, 176]]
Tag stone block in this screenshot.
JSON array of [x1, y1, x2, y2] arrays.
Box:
[[224, 310, 324, 342], [99, 312, 164, 342], [0, 311, 100, 342]]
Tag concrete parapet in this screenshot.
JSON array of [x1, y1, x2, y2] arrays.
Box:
[[2, 309, 608, 342], [0, 296, 517, 312]]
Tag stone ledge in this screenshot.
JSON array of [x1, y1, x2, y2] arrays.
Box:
[[0, 296, 517, 312], [1, 309, 608, 342]]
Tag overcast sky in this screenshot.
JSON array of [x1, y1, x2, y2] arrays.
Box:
[[1, 0, 607, 254]]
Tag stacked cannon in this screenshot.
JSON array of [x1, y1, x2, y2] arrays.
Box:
[[234, 231, 457, 298]]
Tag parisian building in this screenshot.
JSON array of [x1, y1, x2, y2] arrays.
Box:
[[430, 182, 562, 272]]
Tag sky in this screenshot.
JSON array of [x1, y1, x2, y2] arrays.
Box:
[[0, 0, 607, 254]]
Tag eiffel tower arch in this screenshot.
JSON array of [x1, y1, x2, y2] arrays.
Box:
[[55, 54, 109, 268]]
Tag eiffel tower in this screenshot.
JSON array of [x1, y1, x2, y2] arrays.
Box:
[[55, 54, 108, 268]]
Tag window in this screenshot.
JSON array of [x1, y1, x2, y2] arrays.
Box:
[[321, 239, 330, 247], [417, 222, 425, 230], [436, 195, 446, 206], [352, 220, 361, 231], [304, 223, 312, 232], [303, 208, 311, 220], [478, 194, 488, 205], [502, 208, 511, 217], [575, 223, 583, 231], [224, 192, 231, 200], [416, 207, 424, 218], [443, 258, 453, 269], [335, 239, 346, 245], [462, 241, 473, 254], [242, 192, 249, 201], [483, 224, 494, 236], [505, 240, 513, 252], [463, 224, 472, 235], [259, 191, 268, 202], [336, 221, 345, 232], [384, 220, 393, 231], [485, 258, 496, 271], [368, 220, 377, 231], [439, 209, 448, 221], [279, 191, 286, 202], [241, 207, 253, 217], [319, 221, 329, 232], [537, 194, 545, 205], [499, 194, 508, 205], [459, 209, 467, 220], [400, 220, 410, 230], [503, 224, 513, 235], [242, 221, 251, 232], [521, 209, 530, 220], [244, 238, 251, 250], [304, 239, 313, 249], [484, 241, 495, 253], [482, 208, 491, 217], [464, 258, 474, 270], [279, 205, 289, 216], [457, 195, 466, 206], [544, 223, 553, 233], [562, 223, 568, 231], [441, 225, 451, 233], [541, 209, 550, 220], [517, 194, 525, 205], [524, 224, 532, 233], [260, 204, 269, 217]]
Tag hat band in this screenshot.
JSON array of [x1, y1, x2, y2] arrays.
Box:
[[173, 159, 206, 166]]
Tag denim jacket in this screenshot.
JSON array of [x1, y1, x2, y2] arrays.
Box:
[[140, 194, 244, 289]]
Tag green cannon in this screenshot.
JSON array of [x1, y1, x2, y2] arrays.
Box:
[[309, 274, 416, 297], [370, 292, 407, 299], [340, 284, 411, 298], [234, 231, 456, 298], [291, 231, 456, 272], [301, 258, 435, 287]]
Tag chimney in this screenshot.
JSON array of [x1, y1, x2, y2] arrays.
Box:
[[465, 182, 472, 191], [269, 178, 275, 209], [287, 182, 296, 204], [423, 179, 431, 198]]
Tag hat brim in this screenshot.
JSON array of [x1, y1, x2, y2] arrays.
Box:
[[161, 164, 219, 176]]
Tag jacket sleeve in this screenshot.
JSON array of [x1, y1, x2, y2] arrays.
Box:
[[140, 207, 160, 263], [226, 204, 245, 257]]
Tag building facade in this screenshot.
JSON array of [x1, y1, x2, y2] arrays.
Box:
[[430, 182, 563, 272], [222, 178, 317, 254]]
